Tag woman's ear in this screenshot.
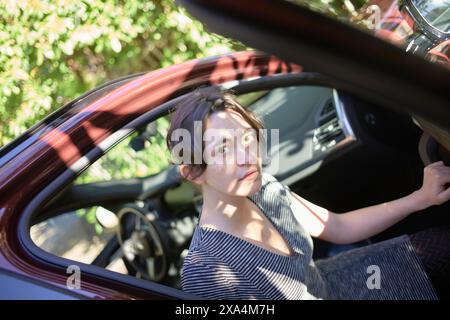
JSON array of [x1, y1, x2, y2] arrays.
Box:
[[178, 164, 205, 185]]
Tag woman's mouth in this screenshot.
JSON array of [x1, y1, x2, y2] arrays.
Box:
[[239, 170, 258, 181]]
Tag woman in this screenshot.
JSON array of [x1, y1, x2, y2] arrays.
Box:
[[166, 87, 450, 300]]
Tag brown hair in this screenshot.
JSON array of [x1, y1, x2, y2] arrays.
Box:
[[166, 86, 264, 180]]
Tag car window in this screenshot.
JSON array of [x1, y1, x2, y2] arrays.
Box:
[[31, 114, 180, 284], [412, 0, 450, 33], [31, 208, 116, 264], [75, 116, 171, 184]]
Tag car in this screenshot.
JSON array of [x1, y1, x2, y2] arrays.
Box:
[[1, 0, 450, 300]]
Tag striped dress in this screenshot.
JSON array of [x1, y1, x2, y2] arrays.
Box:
[[181, 173, 438, 300]]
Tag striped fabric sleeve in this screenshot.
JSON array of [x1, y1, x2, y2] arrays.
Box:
[[181, 252, 241, 300], [262, 172, 293, 205]]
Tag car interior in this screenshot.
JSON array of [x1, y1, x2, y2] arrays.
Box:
[[27, 74, 450, 293]]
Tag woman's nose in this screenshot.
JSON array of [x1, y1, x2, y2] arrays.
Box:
[[236, 142, 257, 165]]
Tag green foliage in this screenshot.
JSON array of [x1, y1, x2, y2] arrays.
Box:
[[0, 0, 246, 146], [75, 116, 172, 184]]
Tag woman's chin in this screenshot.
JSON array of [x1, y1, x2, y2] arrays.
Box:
[[238, 175, 263, 196], [212, 175, 263, 197]]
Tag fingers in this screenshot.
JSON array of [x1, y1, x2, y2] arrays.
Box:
[[434, 167, 450, 177], [437, 185, 450, 204], [441, 175, 450, 185], [425, 162, 450, 176], [428, 160, 444, 167], [434, 170, 450, 185], [422, 161, 450, 205]]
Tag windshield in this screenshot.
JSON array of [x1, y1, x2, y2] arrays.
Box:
[[412, 0, 450, 33]]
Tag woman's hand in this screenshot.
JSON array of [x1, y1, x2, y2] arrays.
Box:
[[292, 160, 450, 244], [415, 161, 450, 209]]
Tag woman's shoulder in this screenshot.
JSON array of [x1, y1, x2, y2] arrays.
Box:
[[253, 172, 292, 205], [260, 172, 290, 191], [261, 171, 277, 183]]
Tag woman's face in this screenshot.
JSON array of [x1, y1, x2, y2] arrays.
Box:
[[198, 109, 263, 197]]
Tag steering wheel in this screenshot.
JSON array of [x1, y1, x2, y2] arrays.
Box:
[[116, 204, 170, 282]]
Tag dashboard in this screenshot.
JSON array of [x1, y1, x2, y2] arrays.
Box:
[[248, 86, 357, 186]]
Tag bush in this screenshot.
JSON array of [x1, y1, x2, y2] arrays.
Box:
[[0, 0, 246, 146]]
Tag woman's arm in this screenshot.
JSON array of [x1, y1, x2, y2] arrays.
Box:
[[290, 161, 450, 245]]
